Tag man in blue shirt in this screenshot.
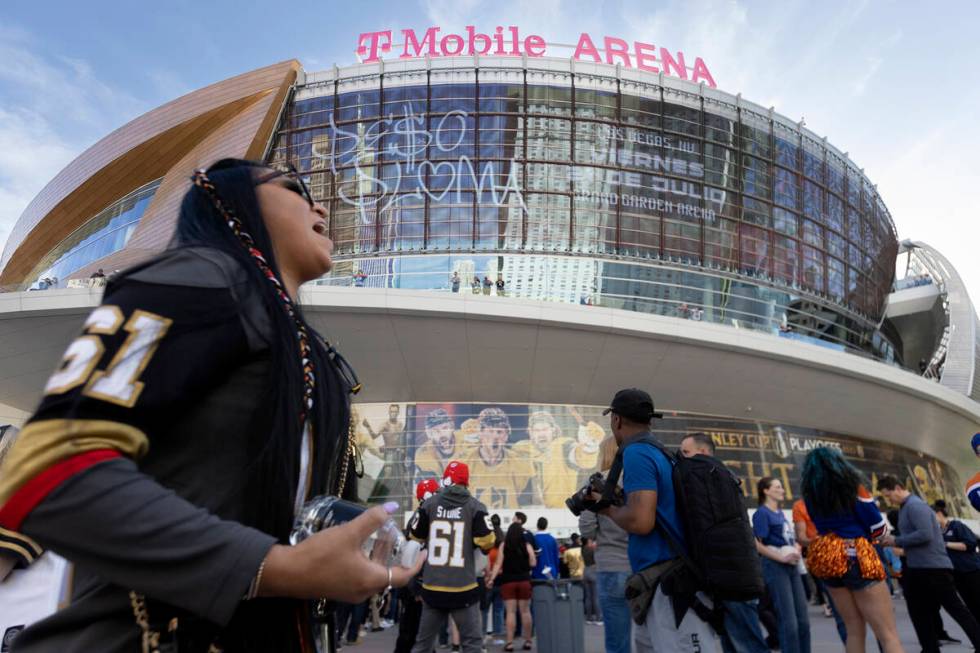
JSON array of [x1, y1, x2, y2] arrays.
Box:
[[532, 517, 560, 580], [597, 389, 717, 653]]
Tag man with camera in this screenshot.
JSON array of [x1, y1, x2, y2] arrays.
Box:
[[588, 389, 718, 653]]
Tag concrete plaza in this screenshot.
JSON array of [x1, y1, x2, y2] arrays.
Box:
[[345, 595, 972, 653]]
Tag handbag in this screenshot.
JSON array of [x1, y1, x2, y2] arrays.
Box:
[[624, 558, 683, 625]]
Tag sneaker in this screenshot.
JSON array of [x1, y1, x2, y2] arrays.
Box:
[[452, 645, 461, 652], [822, 605, 833, 618], [492, 639, 506, 646], [594, 620, 603, 626]]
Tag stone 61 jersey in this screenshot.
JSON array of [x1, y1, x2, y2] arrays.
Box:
[[409, 486, 494, 606]]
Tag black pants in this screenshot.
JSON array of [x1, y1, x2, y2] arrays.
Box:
[[905, 567, 980, 653], [335, 600, 368, 644], [395, 595, 424, 653], [758, 586, 780, 648], [954, 570, 980, 626]]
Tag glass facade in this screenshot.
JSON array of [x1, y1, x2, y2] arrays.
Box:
[[268, 63, 899, 360], [354, 401, 969, 522], [27, 179, 161, 289]]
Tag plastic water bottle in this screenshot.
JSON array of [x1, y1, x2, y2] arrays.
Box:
[[291, 496, 412, 568]]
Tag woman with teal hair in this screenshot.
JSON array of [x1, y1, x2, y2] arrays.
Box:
[[800, 447, 904, 653]]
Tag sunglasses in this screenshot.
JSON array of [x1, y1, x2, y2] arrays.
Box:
[[256, 163, 317, 209]]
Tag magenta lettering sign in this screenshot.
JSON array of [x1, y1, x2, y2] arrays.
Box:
[[357, 27, 716, 88]]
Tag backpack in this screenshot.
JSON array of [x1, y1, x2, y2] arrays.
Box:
[[606, 434, 764, 602]]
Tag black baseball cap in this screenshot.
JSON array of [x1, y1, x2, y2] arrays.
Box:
[[602, 388, 663, 422]]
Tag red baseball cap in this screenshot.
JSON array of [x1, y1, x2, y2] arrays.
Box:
[[442, 460, 469, 487], [416, 478, 439, 501]]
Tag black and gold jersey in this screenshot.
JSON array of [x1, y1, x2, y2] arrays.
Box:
[[409, 484, 494, 608], [0, 247, 352, 653]]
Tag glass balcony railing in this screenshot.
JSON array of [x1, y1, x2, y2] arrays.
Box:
[[309, 253, 898, 364]]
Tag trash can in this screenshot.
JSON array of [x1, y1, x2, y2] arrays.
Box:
[[531, 580, 584, 653]]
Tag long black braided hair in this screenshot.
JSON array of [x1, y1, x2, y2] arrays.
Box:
[[175, 158, 356, 539], [173, 158, 360, 650]]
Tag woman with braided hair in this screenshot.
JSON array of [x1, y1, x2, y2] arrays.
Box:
[[0, 159, 424, 652], [800, 447, 903, 653]]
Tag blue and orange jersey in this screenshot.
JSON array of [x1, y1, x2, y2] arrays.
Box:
[[807, 485, 887, 540], [967, 472, 980, 513], [856, 486, 889, 539]]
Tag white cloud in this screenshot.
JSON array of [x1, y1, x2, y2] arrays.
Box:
[[870, 116, 980, 311], [0, 25, 147, 266], [0, 108, 78, 255], [623, 0, 756, 90], [422, 0, 486, 27], [420, 0, 604, 43], [146, 68, 193, 103], [848, 30, 901, 98], [850, 56, 883, 96]]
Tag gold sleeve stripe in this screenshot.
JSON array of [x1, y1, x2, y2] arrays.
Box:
[[473, 532, 496, 551], [0, 525, 42, 557], [422, 582, 478, 592], [0, 419, 149, 507], [0, 539, 37, 565]]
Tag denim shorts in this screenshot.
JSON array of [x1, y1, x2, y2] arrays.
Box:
[[821, 555, 879, 591]]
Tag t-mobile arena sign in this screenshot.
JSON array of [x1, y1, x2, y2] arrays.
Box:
[[357, 27, 716, 88]]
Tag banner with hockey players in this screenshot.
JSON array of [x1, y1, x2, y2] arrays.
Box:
[[352, 402, 969, 517]]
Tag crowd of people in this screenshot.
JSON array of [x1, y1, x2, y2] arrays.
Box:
[[27, 267, 117, 291], [0, 157, 978, 653], [349, 270, 509, 297], [378, 475, 604, 653], [448, 271, 507, 297], [355, 389, 980, 653]]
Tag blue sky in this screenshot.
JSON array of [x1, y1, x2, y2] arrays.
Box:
[[1, 0, 979, 296]]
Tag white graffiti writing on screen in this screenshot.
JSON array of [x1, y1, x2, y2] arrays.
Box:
[[313, 108, 528, 227]]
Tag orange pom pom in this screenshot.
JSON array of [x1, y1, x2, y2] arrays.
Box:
[[806, 534, 848, 579], [856, 538, 886, 581], [806, 534, 885, 582]]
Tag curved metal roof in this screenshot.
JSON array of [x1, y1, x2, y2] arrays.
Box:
[[900, 240, 980, 401]]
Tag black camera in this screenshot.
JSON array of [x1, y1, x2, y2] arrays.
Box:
[[565, 472, 622, 516]]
